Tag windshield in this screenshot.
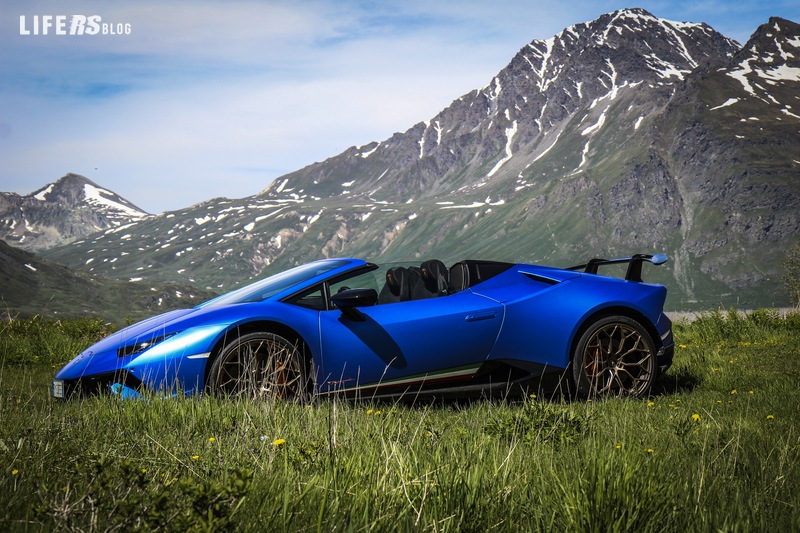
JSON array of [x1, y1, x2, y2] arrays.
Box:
[[200, 259, 351, 308]]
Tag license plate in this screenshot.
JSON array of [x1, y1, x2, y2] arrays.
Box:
[[52, 379, 64, 399]]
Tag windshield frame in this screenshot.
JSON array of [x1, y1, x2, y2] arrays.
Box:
[[198, 259, 353, 308]]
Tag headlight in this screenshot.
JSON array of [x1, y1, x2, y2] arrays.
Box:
[[117, 332, 178, 358]]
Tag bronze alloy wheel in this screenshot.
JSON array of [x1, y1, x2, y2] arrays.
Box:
[[573, 315, 656, 398], [208, 332, 307, 400]]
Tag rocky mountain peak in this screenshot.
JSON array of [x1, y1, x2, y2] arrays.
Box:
[[716, 16, 799, 106], [258, 8, 741, 204], [746, 16, 800, 60], [743, 16, 800, 73], [1, 173, 149, 251], [31, 173, 147, 215], [32, 173, 98, 206], [507, 7, 737, 95]]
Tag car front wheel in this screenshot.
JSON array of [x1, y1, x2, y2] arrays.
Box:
[[208, 332, 309, 400], [572, 315, 656, 398]]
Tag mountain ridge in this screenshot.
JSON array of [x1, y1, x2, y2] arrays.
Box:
[[0, 173, 149, 251], [256, 8, 740, 205], [4, 8, 798, 312]]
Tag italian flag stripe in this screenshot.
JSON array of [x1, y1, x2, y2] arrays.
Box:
[[326, 363, 481, 394]]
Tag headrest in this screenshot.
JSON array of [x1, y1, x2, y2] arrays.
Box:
[[421, 260, 448, 281], [386, 266, 408, 293]]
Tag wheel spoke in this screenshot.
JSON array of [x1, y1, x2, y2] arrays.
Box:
[[581, 321, 655, 397], [213, 334, 305, 400]]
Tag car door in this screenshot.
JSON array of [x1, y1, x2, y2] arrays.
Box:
[[317, 291, 504, 394]]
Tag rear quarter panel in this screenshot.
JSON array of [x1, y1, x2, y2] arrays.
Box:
[[472, 267, 667, 369]]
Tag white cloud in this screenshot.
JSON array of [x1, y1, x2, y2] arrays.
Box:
[[1, 0, 798, 212]]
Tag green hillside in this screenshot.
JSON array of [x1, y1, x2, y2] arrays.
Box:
[[0, 240, 216, 324]]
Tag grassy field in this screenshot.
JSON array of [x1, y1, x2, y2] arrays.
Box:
[[1, 310, 799, 531]]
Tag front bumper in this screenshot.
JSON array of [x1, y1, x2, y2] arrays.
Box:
[[51, 371, 143, 400]]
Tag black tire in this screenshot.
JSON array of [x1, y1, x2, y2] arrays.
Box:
[[207, 332, 310, 401], [572, 315, 656, 399]]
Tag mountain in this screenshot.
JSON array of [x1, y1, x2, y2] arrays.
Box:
[[0, 173, 149, 251], [650, 16, 800, 303], [258, 8, 740, 204], [0, 240, 216, 324], [34, 9, 800, 310]]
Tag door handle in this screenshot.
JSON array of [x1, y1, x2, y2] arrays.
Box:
[[465, 312, 497, 322]]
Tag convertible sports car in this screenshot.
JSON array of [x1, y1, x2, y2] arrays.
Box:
[[52, 254, 674, 401]]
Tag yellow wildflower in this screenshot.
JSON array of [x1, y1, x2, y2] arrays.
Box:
[[766, 415, 775, 420], [209, 437, 216, 443], [191, 455, 200, 461], [692, 413, 700, 422], [11, 469, 19, 476], [272, 438, 286, 447], [646, 448, 654, 454]]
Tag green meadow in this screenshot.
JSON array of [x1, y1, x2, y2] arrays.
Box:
[[1, 310, 799, 531]]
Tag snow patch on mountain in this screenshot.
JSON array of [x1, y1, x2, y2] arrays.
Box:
[[33, 185, 54, 201], [83, 184, 147, 219], [710, 98, 740, 110], [486, 120, 518, 177]]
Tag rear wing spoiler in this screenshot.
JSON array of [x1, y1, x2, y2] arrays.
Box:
[[567, 253, 668, 282]]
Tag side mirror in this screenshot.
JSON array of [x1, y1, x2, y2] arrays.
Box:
[[649, 254, 668, 265], [331, 288, 378, 321]]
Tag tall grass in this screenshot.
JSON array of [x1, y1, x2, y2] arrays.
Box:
[[1, 311, 799, 531]]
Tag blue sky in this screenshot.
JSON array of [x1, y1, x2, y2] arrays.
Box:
[[1, 0, 798, 213]]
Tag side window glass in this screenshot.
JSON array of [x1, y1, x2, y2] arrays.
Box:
[[287, 285, 327, 310], [329, 269, 382, 296]]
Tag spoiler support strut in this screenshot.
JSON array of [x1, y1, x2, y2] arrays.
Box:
[[567, 253, 668, 282]]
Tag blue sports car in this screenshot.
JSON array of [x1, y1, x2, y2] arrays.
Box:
[[52, 254, 674, 401]]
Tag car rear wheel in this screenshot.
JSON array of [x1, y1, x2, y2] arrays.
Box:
[[208, 332, 309, 400], [572, 315, 656, 398]]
